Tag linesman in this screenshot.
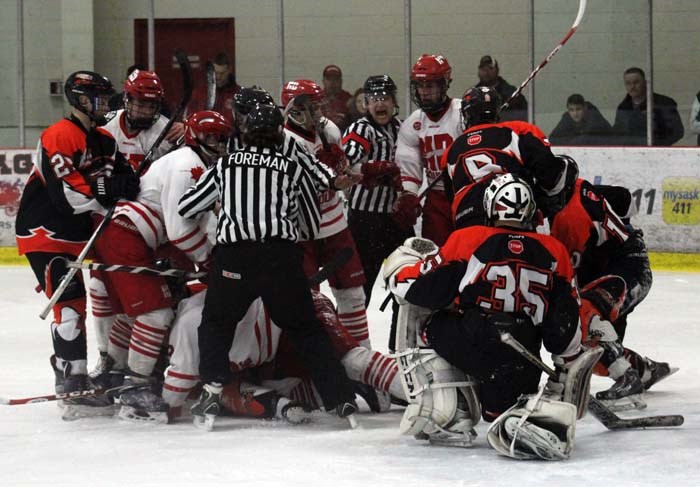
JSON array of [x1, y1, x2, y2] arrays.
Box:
[[178, 104, 356, 428]]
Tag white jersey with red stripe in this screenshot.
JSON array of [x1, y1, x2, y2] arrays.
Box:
[[395, 98, 463, 193], [284, 118, 347, 239], [102, 110, 172, 171], [112, 146, 211, 264]]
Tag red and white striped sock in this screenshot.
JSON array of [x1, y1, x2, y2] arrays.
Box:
[[334, 287, 371, 348], [127, 308, 173, 376], [107, 314, 133, 369]]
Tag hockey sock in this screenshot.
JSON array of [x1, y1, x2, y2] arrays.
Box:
[[333, 287, 371, 348], [107, 314, 134, 369], [342, 347, 403, 398], [88, 276, 115, 353], [127, 308, 173, 377]]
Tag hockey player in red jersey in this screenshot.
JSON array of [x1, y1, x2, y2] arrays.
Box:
[[15, 71, 140, 418], [442, 86, 564, 229], [384, 174, 600, 459], [394, 54, 462, 245], [90, 110, 230, 423], [535, 155, 675, 407], [281, 79, 370, 348]]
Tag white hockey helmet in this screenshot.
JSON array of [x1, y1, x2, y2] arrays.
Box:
[[483, 173, 536, 229]]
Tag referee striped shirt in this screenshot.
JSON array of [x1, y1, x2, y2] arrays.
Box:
[[178, 144, 324, 243], [342, 116, 402, 213]]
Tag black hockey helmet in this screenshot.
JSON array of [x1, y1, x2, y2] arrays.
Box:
[[64, 71, 115, 122], [535, 154, 580, 216], [363, 75, 398, 103], [234, 86, 275, 117], [461, 86, 501, 128], [244, 104, 284, 136]]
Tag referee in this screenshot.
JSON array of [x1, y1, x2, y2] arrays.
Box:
[[178, 104, 356, 429]]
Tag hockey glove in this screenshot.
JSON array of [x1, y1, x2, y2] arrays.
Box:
[[361, 160, 401, 187], [90, 172, 140, 206], [315, 145, 347, 174], [391, 192, 422, 230]]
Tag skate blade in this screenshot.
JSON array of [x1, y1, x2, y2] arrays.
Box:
[[62, 404, 116, 421], [193, 413, 216, 431], [601, 394, 647, 412], [346, 413, 360, 429], [644, 367, 679, 391], [118, 406, 169, 424], [428, 429, 477, 448]]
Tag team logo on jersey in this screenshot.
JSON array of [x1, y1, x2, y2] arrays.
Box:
[[467, 134, 482, 145], [190, 166, 204, 181], [413, 121, 422, 131], [508, 239, 524, 254]]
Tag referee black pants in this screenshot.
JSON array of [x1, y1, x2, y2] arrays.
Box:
[[198, 240, 355, 411]]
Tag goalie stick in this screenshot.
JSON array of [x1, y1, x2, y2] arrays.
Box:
[[499, 332, 684, 430], [3, 249, 353, 407], [417, 0, 588, 200], [39, 49, 194, 320]]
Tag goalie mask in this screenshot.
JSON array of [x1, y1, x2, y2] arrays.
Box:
[[184, 110, 231, 165], [461, 86, 501, 128], [483, 173, 536, 229], [281, 79, 325, 130], [123, 69, 165, 130], [410, 54, 452, 115], [64, 71, 115, 124]]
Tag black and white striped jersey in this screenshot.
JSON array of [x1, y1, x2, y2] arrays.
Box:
[[177, 144, 324, 243], [342, 116, 402, 213]]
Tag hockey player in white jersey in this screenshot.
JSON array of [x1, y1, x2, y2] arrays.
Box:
[[91, 69, 186, 380], [90, 110, 231, 423], [394, 54, 463, 246], [280, 80, 371, 349], [163, 286, 406, 423]]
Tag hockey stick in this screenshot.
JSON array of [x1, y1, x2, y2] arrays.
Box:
[[501, 0, 587, 111], [39, 49, 193, 320], [499, 332, 684, 430], [205, 60, 216, 110], [417, 1, 588, 200], [65, 260, 206, 279], [0, 383, 141, 406], [308, 246, 353, 286]]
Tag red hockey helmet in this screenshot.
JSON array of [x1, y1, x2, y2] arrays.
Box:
[[184, 110, 232, 164], [123, 69, 165, 129], [410, 54, 452, 114], [280, 79, 325, 107]]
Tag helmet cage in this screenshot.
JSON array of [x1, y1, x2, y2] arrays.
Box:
[[410, 55, 452, 114], [184, 111, 232, 164]]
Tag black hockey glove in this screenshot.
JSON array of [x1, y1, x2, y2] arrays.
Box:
[[91, 172, 140, 206]]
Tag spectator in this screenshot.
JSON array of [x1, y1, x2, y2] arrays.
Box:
[[612, 67, 684, 146], [689, 90, 700, 145], [189, 52, 241, 125], [108, 63, 145, 112], [476, 55, 527, 122], [549, 93, 613, 145], [321, 64, 352, 132], [347, 88, 367, 125]]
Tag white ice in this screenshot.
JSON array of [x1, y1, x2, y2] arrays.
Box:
[[0, 267, 698, 487]]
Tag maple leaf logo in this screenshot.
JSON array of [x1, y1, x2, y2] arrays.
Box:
[[190, 166, 204, 181]]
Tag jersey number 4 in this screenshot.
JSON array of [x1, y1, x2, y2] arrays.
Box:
[[478, 263, 551, 325]]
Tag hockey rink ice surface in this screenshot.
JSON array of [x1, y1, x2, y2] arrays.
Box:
[[0, 266, 698, 487]]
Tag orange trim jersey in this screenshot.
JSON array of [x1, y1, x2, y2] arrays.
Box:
[[15, 116, 121, 255], [440, 120, 560, 225], [549, 179, 631, 287], [391, 226, 579, 333]]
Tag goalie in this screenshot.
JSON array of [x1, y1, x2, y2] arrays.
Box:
[[384, 174, 600, 460]]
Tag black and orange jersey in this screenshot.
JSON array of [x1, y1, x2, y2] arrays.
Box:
[[440, 121, 561, 227], [548, 179, 631, 287], [15, 115, 121, 255], [391, 226, 578, 337]]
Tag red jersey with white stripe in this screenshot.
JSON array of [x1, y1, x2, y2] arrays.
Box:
[[102, 109, 172, 172], [284, 118, 347, 239], [395, 98, 462, 193], [112, 146, 211, 264]]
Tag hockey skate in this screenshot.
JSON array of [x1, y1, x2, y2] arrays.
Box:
[[89, 353, 125, 391], [596, 368, 646, 412], [118, 375, 169, 424], [61, 373, 116, 421], [638, 356, 679, 391], [335, 401, 359, 429], [50, 355, 64, 396], [191, 383, 222, 431], [276, 398, 313, 425], [352, 381, 392, 413]]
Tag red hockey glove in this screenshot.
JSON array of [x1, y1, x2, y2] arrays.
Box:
[[361, 160, 401, 187], [392, 192, 422, 230], [315, 145, 347, 173]]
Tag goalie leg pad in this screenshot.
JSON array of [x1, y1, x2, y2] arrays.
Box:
[[396, 348, 480, 444], [561, 346, 604, 419], [487, 392, 577, 461]]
